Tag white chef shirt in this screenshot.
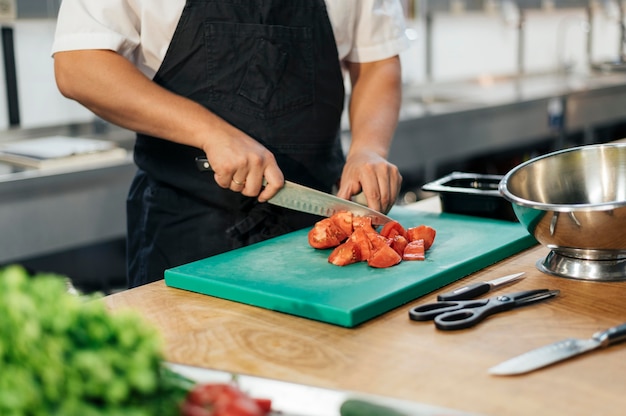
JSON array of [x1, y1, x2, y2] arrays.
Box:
[[52, 0, 409, 80]]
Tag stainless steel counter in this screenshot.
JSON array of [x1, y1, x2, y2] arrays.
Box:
[[0, 155, 136, 264], [0, 122, 137, 267], [385, 71, 626, 181]]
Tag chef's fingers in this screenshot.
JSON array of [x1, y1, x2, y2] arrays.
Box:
[[337, 162, 401, 214], [365, 162, 402, 213], [381, 166, 402, 213], [257, 166, 284, 202]]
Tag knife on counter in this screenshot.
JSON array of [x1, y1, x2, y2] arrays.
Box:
[[195, 156, 393, 225], [488, 322, 626, 376], [437, 272, 525, 301]]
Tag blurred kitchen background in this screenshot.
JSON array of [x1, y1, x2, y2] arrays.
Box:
[[2, 0, 626, 293]]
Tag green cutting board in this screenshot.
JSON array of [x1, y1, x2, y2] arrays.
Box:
[[164, 206, 537, 327]]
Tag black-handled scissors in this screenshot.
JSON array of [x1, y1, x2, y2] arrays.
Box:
[[409, 289, 560, 331]]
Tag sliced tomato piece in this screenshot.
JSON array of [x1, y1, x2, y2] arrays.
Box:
[[352, 215, 377, 234], [330, 210, 354, 236], [186, 383, 239, 407], [328, 240, 362, 266], [367, 244, 402, 268], [406, 225, 436, 250], [403, 239, 425, 261], [220, 396, 266, 416], [367, 232, 390, 251], [390, 234, 408, 257], [350, 228, 374, 261], [253, 398, 273, 414], [308, 218, 348, 249], [379, 220, 407, 240], [183, 383, 266, 416]]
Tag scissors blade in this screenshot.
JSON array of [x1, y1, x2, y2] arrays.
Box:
[[437, 272, 525, 301], [509, 289, 561, 307]]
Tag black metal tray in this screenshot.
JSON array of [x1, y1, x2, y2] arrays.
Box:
[[421, 172, 517, 222]]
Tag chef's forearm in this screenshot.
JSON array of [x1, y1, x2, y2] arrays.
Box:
[[53, 49, 235, 154], [345, 55, 402, 158]]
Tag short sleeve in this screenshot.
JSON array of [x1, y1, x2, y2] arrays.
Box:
[[52, 0, 141, 59], [328, 0, 409, 63], [51, 0, 183, 78]]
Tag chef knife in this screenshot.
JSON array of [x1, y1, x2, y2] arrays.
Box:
[[437, 272, 525, 301], [488, 322, 626, 376], [195, 157, 393, 225]]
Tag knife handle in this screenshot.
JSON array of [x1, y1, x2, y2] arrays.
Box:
[[195, 156, 212, 172], [437, 282, 491, 301], [196, 157, 270, 187], [593, 322, 626, 347]]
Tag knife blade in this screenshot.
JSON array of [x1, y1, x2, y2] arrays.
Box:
[[488, 322, 626, 376], [195, 157, 393, 225]]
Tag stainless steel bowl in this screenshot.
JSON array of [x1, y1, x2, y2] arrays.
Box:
[[499, 143, 626, 281]]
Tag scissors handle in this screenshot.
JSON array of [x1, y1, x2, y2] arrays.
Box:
[[433, 289, 558, 330], [433, 300, 515, 330], [408, 299, 489, 321]]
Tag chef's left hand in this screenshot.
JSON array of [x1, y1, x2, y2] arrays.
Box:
[[335, 150, 402, 214]]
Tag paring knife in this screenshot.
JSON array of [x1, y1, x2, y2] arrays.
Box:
[[489, 322, 626, 376], [437, 272, 525, 301], [195, 157, 393, 225]]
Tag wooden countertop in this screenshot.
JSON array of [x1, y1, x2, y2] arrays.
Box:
[[104, 199, 626, 416]]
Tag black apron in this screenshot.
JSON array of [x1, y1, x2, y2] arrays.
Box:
[[127, 0, 345, 287]]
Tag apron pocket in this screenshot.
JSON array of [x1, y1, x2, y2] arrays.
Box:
[[204, 21, 314, 119], [237, 38, 288, 106]]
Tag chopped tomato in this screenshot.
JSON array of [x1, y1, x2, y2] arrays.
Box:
[[352, 215, 377, 234], [403, 239, 425, 261], [368, 244, 402, 268], [308, 214, 436, 268], [379, 220, 407, 240], [328, 240, 362, 266], [330, 210, 354, 236], [406, 225, 436, 250], [183, 383, 271, 416], [390, 234, 408, 257], [253, 398, 273, 414], [307, 218, 348, 249], [350, 228, 374, 261], [367, 232, 390, 251]]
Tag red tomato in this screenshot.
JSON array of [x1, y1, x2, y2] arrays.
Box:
[[182, 383, 271, 416], [186, 383, 240, 407], [352, 215, 377, 234], [328, 240, 362, 266], [390, 234, 408, 257], [403, 239, 425, 261], [406, 225, 436, 250], [307, 218, 348, 249], [349, 228, 373, 261], [368, 244, 402, 268], [330, 211, 354, 236], [180, 401, 213, 416], [379, 220, 407, 240], [253, 398, 273, 414], [309, 214, 437, 268], [367, 232, 391, 251]]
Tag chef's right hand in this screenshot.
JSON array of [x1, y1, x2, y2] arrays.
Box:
[[202, 129, 284, 203]]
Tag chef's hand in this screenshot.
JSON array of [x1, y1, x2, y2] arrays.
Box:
[[202, 129, 284, 203], [335, 150, 402, 214]]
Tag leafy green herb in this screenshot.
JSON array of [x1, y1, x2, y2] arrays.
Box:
[[0, 265, 188, 415]]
